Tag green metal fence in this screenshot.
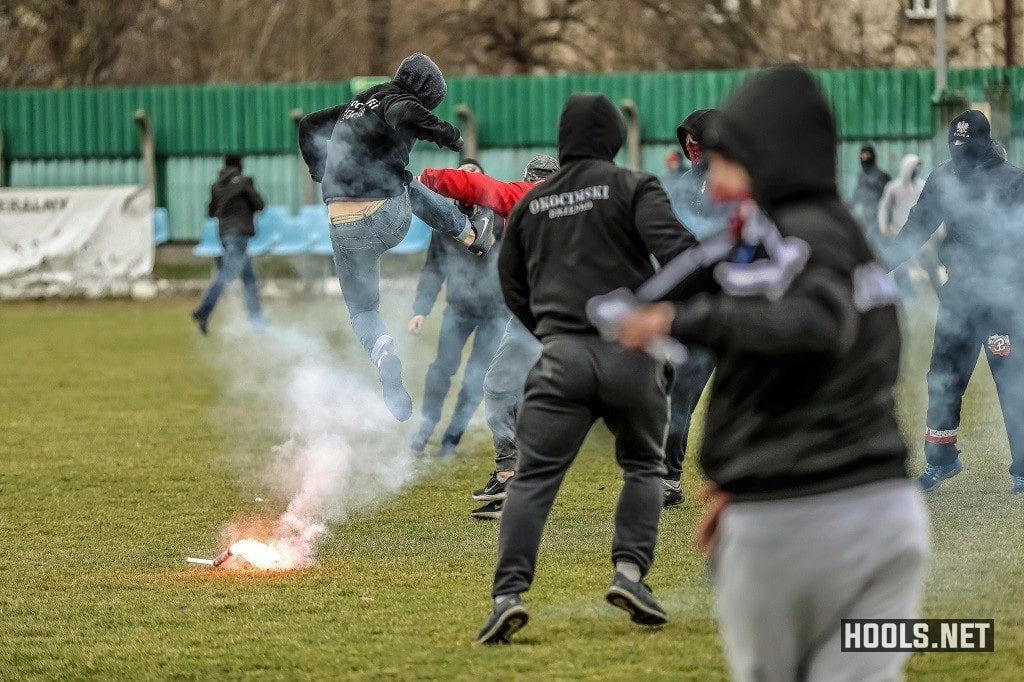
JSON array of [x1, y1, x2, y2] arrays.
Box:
[[2, 67, 1023, 239]]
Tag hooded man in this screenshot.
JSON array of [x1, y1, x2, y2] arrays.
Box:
[[299, 53, 484, 422], [658, 109, 725, 507], [613, 66, 928, 681], [192, 154, 268, 334], [406, 159, 510, 458], [416, 153, 562, 520], [886, 110, 1024, 495], [877, 153, 927, 298], [673, 108, 725, 240], [851, 144, 892, 250], [475, 93, 698, 644]]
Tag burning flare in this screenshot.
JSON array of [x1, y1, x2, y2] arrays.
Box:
[[228, 539, 286, 570]]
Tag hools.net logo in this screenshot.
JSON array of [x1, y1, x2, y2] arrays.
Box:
[[842, 619, 994, 652]]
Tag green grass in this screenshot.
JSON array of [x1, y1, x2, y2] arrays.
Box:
[[0, 293, 1022, 680]]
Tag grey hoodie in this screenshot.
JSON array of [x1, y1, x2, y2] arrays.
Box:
[[877, 154, 924, 236]]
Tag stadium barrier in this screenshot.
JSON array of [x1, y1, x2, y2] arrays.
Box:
[[190, 205, 432, 258]]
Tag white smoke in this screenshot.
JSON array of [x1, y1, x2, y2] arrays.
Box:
[[199, 305, 417, 569]]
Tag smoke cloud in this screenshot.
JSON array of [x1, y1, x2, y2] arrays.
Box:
[[199, 307, 417, 569]]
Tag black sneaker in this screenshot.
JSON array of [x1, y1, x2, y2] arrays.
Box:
[[378, 354, 412, 422], [605, 572, 668, 626], [191, 310, 208, 335], [471, 500, 503, 520], [472, 471, 509, 501], [466, 206, 495, 257], [477, 595, 528, 644], [663, 480, 684, 507]]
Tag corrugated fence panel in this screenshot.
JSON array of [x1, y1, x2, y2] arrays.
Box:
[[7, 157, 144, 187], [0, 67, 1022, 159], [163, 154, 306, 240]]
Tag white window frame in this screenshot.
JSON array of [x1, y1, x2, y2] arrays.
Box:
[[906, 0, 959, 20]]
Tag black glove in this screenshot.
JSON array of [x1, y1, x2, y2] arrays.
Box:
[[446, 135, 464, 152]]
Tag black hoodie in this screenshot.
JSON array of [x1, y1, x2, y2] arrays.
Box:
[[298, 53, 462, 201], [208, 165, 264, 237], [498, 93, 697, 339], [887, 110, 1024, 301], [667, 66, 907, 501]]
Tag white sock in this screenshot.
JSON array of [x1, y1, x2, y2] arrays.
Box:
[[494, 594, 517, 606], [615, 561, 642, 583], [663, 479, 681, 490]]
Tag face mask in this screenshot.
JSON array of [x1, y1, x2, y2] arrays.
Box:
[[911, 168, 919, 181], [686, 142, 703, 167], [861, 158, 874, 172]]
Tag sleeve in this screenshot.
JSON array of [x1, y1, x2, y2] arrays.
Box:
[[380, 94, 461, 149], [876, 182, 894, 234], [885, 170, 945, 269], [633, 175, 699, 266], [419, 169, 530, 218], [298, 104, 346, 183], [668, 264, 859, 357], [412, 233, 448, 316], [497, 204, 538, 333], [244, 177, 265, 212]]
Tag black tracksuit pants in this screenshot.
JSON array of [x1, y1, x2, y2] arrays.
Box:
[[924, 289, 1024, 477], [491, 335, 671, 597]]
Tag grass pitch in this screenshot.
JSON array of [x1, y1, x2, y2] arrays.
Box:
[[1, 291, 1022, 680]]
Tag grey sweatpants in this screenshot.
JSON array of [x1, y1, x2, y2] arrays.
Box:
[[491, 335, 671, 597], [712, 479, 930, 682], [482, 317, 543, 472]]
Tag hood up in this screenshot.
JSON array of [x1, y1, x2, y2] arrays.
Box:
[[557, 93, 624, 164], [393, 53, 447, 110], [704, 65, 838, 207], [676, 108, 722, 160]]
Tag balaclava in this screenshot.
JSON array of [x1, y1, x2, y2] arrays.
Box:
[[948, 110, 995, 176], [860, 145, 876, 173]]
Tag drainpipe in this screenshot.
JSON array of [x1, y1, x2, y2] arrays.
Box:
[[455, 104, 478, 161], [133, 110, 157, 201], [620, 99, 641, 171]]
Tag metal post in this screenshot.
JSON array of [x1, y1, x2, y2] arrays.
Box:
[[620, 99, 641, 171], [935, 0, 947, 93], [0, 123, 5, 187], [455, 104, 479, 161], [133, 110, 157, 203]]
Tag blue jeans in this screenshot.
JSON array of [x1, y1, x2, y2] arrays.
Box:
[[329, 185, 470, 361], [483, 318, 543, 472], [195, 233, 263, 325], [419, 307, 509, 441], [408, 179, 473, 243], [664, 346, 715, 482]]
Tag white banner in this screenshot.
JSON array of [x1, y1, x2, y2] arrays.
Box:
[[0, 185, 154, 298]]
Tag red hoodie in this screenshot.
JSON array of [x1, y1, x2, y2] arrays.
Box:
[[418, 168, 536, 219]]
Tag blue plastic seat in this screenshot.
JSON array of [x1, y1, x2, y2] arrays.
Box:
[[153, 207, 170, 245], [248, 205, 289, 255], [300, 205, 333, 257], [193, 218, 224, 258], [389, 215, 432, 254], [271, 210, 316, 256]]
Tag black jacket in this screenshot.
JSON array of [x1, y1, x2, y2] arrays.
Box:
[[298, 83, 461, 201], [851, 163, 891, 227], [670, 66, 907, 501], [413, 218, 507, 319], [499, 93, 698, 339], [208, 166, 264, 237], [887, 152, 1024, 304]]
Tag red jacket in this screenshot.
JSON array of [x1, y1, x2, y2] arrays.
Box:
[[418, 168, 535, 219]]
